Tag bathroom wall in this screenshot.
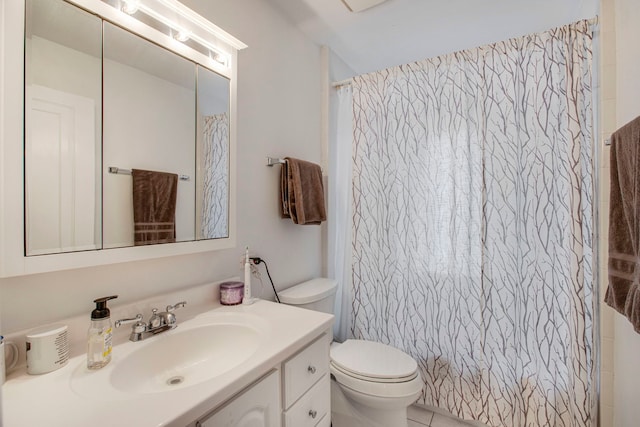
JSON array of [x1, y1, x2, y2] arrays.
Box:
[[0, 0, 323, 333], [609, 0, 640, 425]]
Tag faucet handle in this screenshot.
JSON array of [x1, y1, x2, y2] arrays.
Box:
[[148, 308, 162, 329], [162, 301, 186, 328], [114, 314, 143, 328], [132, 321, 147, 334], [166, 301, 187, 312]]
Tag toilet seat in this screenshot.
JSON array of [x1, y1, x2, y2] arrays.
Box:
[[331, 362, 418, 383], [330, 361, 423, 399], [330, 339, 418, 380], [329, 340, 422, 398]]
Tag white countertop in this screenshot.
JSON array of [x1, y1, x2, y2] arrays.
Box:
[[3, 300, 333, 427]]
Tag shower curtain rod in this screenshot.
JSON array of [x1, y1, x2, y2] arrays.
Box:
[[332, 78, 352, 88], [330, 17, 598, 91]]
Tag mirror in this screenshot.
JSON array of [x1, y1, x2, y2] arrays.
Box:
[[24, 0, 231, 256], [102, 22, 196, 248], [197, 66, 230, 240], [24, 0, 102, 255]]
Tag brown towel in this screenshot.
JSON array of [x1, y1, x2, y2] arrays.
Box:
[[132, 169, 178, 246], [279, 157, 326, 225], [605, 116, 640, 332]]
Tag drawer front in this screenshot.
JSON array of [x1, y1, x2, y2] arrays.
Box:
[[283, 332, 330, 408], [284, 374, 330, 427]]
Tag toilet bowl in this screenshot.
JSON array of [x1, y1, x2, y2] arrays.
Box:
[[279, 278, 423, 427]]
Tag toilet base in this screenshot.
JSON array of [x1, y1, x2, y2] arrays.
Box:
[[331, 378, 411, 427]]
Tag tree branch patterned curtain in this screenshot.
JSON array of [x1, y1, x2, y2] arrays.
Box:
[[350, 19, 595, 427], [201, 113, 229, 239]]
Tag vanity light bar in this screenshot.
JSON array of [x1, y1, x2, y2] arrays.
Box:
[[152, 0, 247, 50], [123, 1, 231, 67]]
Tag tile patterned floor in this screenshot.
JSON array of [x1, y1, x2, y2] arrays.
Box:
[[408, 405, 486, 427]]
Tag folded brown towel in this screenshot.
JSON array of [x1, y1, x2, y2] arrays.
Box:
[[132, 169, 178, 246], [605, 116, 640, 333], [279, 157, 326, 225]]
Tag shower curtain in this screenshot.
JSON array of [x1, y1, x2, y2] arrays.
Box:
[[347, 20, 596, 427], [201, 113, 229, 239]]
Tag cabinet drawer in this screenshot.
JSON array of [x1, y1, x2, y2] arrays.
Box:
[[284, 374, 330, 427], [283, 332, 330, 408]]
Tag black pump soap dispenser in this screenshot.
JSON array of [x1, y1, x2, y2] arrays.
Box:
[[87, 295, 118, 370]]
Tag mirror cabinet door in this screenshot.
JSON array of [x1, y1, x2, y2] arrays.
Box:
[[24, 0, 103, 255], [23, 0, 234, 258], [197, 66, 231, 240], [102, 22, 196, 249]]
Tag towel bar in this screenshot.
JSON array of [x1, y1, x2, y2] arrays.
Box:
[[266, 157, 325, 173], [108, 166, 190, 181], [266, 157, 286, 166]]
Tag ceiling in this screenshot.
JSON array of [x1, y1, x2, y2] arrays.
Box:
[[264, 0, 598, 76]]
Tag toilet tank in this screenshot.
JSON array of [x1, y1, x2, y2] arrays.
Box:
[[279, 278, 337, 314]]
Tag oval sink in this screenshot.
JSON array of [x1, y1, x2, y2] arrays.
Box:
[[70, 313, 266, 399], [110, 323, 261, 394]]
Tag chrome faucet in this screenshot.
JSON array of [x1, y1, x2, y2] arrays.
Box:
[[115, 301, 187, 342]]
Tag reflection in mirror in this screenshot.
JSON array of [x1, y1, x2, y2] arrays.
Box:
[[102, 22, 196, 249], [24, 0, 102, 255], [23, 0, 235, 258], [197, 66, 230, 239]]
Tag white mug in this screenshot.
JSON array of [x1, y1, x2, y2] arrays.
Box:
[[26, 324, 69, 375], [1, 336, 19, 383]]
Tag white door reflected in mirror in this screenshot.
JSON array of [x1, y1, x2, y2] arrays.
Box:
[[26, 86, 99, 255]]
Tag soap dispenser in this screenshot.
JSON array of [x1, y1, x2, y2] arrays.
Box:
[[87, 295, 118, 370]]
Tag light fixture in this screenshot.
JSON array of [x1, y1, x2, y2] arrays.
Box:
[[173, 29, 190, 42], [209, 51, 226, 67], [119, 0, 235, 67], [121, 0, 139, 15]]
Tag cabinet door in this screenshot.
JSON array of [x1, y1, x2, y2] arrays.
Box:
[[197, 370, 281, 427]]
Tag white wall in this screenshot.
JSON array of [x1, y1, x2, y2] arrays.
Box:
[[0, 0, 322, 333], [612, 0, 640, 425]]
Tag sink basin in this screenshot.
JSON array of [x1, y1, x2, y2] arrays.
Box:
[[111, 323, 261, 394], [71, 313, 265, 397]]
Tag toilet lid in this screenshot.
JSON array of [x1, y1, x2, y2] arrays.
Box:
[[330, 339, 418, 380]]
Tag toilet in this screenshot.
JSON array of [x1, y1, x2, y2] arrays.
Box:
[[279, 278, 423, 427]]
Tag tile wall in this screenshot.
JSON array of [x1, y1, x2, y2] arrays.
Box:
[[598, 0, 616, 426]]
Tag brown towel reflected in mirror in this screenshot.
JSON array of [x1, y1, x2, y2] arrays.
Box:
[[132, 169, 178, 245], [280, 157, 326, 225]]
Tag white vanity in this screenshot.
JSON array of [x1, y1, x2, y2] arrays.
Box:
[[3, 299, 333, 427]]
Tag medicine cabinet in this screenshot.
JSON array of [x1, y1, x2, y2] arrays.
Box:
[[0, 0, 246, 277]]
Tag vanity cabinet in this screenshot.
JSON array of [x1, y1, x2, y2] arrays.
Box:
[[2, 301, 335, 427], [197, 370, 281, 427], [193, 332, 331, 427]]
